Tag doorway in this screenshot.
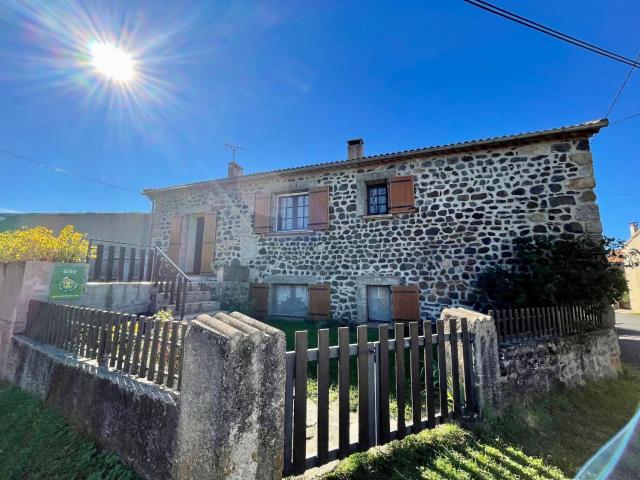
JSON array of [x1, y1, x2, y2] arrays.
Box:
[[192, 216, 205, 274]]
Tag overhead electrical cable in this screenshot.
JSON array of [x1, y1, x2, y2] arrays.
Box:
[[464, 0, 640, 69], [0, 147, 142, 194]]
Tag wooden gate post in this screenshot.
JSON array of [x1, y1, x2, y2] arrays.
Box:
[[175, 312, 287, 480]]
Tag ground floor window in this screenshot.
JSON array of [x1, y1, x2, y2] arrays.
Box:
[[273, 284, 309, 317], [367, 285, 392, 322]]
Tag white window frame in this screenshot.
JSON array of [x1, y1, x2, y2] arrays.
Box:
[[276, 192, 310, 232]]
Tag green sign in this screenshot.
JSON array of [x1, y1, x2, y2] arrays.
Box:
[[49, 264, 87, 300]]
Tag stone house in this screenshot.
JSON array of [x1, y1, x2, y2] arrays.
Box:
[[143, 119, 606, 323], [624, 222, 640, 312]]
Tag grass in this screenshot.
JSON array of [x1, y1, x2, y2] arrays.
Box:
[[324, 424, 567, 480], [0, 382, 137, 480], [476, 364, 640, 476], [322, 365, 640, 479]]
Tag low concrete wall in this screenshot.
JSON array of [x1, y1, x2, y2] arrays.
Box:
[[8, 335, 178, 479], [499, 327, 620, 401], [65, 282, 152, 314]]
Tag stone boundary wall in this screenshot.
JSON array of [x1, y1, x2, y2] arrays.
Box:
[[498, 327, 620, 402], [8, 335, 179, 479]]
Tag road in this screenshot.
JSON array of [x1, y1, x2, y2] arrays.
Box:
[[615, 310, 640, 367]]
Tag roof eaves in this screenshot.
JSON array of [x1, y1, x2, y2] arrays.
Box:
[[144, 119, 608, 197]]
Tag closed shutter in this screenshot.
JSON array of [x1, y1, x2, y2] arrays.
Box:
[[388, 176, 416, 213], [391, 285, 420, 322], [309, 284, 331, 321], [250, 283, 269, 318], [200, 212, 217, 274], [167, 215, 183, 263], [254, 193, 272, 234], [309, 186, 330, 230]]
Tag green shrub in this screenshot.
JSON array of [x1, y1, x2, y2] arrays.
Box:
[[474, 234, 628, 309]]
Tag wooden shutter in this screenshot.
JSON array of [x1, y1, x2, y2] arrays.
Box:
[[200, 212, 217, 274], [250, 283, 269, 318], [388, 176, 416, 213], [254, 193, 272, 234], [167, 215, 183, 263], [309, 186, 330, 230], [309, 284, 331, 321], [391, 285, 420, 322]]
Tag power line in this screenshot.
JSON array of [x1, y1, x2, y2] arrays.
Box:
[[0, 148, 142, 194], [609, 112, 640, 126], [603, 52, 640, 120], [464, 0, 640, 69]]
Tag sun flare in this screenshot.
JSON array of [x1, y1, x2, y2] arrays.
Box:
[[90, 43, 135, 83]]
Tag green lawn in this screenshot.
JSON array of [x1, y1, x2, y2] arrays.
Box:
[[0, 382, 137, 480], [322, 365, 640, 479]]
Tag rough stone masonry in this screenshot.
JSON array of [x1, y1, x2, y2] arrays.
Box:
[[145, 120, 607, 322]]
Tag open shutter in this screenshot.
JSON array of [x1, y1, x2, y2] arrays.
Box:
[[200, 212, 217, 274], [167, 215, 183, 263], [250, 283, 269, 318], [308, 283, 331, 321], [388, 176, 416, 214], [309, 186, 330, 230], [254, 193, 272, 234], [391, 285, 420, 322]]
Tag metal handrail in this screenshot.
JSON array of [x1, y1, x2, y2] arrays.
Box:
[[152, 246, 191, 320]]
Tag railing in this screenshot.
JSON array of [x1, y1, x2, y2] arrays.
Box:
[[151, 248, 191, 320], [491, 305, 605, 343], [24, 300, 187, 390], [88, 239, 191, 319], [283, 319, 477, 475]]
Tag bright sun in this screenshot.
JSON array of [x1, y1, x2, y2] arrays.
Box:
[[90, 43, 135, 83]]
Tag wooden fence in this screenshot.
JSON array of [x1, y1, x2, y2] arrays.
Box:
[[24, 300, 186, 390], [491, 305, 604, 343], [283, 319, 477, 475]]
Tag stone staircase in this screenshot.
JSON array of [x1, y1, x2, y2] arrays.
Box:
[[156, 277, 221, 320]]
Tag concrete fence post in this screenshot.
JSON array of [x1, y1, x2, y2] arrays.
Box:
[[440, 307, 502, 413], [175, 311, 287, 480]]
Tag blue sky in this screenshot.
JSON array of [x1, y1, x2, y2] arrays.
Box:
[[0, 0, 638, 239]]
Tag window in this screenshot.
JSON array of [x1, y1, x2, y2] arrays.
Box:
[[367, 286, 392, 322], [273, 284, 309, 317], [277, 193, 309, 231], [367, 183, 388, 215]]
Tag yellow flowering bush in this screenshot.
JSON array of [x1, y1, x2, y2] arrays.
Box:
[[0, 225, 89, 263]]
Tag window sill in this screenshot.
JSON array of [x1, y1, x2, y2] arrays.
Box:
[[265, 229, 315, 237], [362, 214, 393, 221]]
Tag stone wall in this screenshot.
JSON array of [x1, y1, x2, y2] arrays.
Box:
[[498, 327, 620, 401], [8, 335, 179, 479], [149, 136, 602, 322]]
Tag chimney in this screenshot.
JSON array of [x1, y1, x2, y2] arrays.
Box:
[[227, 161, 244, 178], [630, 222, 639, 237], [347, 138, 364, 160]]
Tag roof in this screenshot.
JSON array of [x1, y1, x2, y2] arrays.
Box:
[[144, 119, 608, 197]]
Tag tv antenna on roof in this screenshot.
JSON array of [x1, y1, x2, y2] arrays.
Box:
[[224, 143, 247, 163]]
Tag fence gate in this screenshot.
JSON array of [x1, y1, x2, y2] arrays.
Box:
[[283, 318, 478, 475]]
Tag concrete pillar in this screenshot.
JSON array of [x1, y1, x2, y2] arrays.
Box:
[[175, 311, 287, 480], [440, 307, 502, 413]]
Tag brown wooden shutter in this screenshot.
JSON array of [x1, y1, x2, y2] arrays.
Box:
[[200, 212, 217, 274], [308, 283, 331, 321], [250, 283, 269, 318], [391, 285, 420, 322], [309, 186, 330, 230], [167, 215, 183, 263], [254, 193, 272, 234], [388, 176, 416, 213]]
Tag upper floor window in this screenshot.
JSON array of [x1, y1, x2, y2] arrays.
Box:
[[367, 183, 388, 215], [277, 193, 309, 231]]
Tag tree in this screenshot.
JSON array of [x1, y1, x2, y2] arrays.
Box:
[[474, 234, 629, 310]]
